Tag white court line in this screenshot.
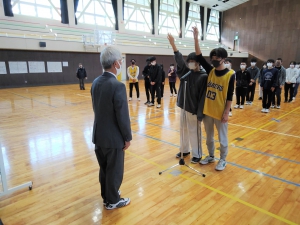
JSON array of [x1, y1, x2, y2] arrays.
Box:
[[76, 94, 90, 98], [229, 123, 300, 139]]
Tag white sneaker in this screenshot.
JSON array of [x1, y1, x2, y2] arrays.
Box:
[[137, 98, 140, 101], [128, 98, 132, 101], [293, 97, 295, 100], [174, 94, 177, 97], [103, 190, 121, 205], [245, 101, 250, 105], [239, 105, 244, 109], [229, 111, 232, 117], [249, 101, 253, 105], [156, 104, 161, 108], [215, 159, 227, 171], [271, 105, 275, 108], [170, 94, 173, 97], [234, 104, 239, 109], [200, 156, 215, 165], [148, 103, 154, 107], [261, 108, 266, 113], [105, 198, 130, 210], [276, 105, 281, 109], [265, 109, 270, 113]]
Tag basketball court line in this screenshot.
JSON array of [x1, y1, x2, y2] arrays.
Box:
[[133, 120, 300, 165], [131, 130, 300, 188], [126, 150, 297, 225]]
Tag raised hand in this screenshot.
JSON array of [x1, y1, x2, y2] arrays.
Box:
[[167, 33, 175, 45], [192, 26, 199, 40]]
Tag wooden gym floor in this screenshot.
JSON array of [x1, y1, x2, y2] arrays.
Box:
[[0, 81, 299, 225]]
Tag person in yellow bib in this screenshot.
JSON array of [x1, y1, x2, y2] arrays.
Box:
[[127, 59, 140, 101], [193, 27, 235, 171]]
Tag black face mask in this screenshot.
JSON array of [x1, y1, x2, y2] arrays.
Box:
[[211, 60, 222, 68]]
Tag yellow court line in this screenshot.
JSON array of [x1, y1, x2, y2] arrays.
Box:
[[126, 150, 298, 225], [231, 106, 300, 144]]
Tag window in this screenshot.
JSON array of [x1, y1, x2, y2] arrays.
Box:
[[124, 0, 152, 33], [185, 3, 202, 39], [76, 0, 115, 27], [206, 9, 219, 41], [11, 0, 61, 20], [159, 0, 180, 36]]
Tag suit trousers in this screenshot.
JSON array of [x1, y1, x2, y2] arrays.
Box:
[[79, 79, 85, 90], [94, 146, 124, 204], [180, 109, 202, 158]]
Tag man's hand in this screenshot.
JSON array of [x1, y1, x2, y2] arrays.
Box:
[[123, 141, 130, 151], [251, 79, 255, 82], [192, 26, 199, 40], [271, 87, 275, 92], [249, 82, 253, 86], [221, 112, 229, 123], [162, 82, 164, 85], [133, 79, 136, 83], [280, 85, 283, 88], [168, 73, 171, 77], [85, 77, 88, 80], [151, 82, 155, 85]]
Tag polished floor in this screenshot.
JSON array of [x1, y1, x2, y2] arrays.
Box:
[[0, 81, 300, 225]]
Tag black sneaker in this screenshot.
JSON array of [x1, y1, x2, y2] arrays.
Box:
[[258, 97, 262, 100], [191, 157, 201, 164], [105, 198, 130, 210], [176, 152, 190, 158], [103, 190, 121, 205]]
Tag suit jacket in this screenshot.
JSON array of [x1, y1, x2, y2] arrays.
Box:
[[91, 72, 132, 148]]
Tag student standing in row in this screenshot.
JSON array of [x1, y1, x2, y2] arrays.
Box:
[[293, 62, 300, 100], [285, 61, 299, 103], [148, 57, 162, 108], [142, 59, 151, 105], [258, 63, 267, 100], [161, 64, 165, 98], [271, 58, 286, 109], [76, 63, 87, 90], [234, 62, 251, 109], [246, 58, 260, 105], [260, 59, 278, 113], [127, 59, 140, 101], [168, 64, 177, 97]]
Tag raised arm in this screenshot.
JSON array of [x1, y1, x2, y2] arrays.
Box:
[[192, 26, 202, 55]]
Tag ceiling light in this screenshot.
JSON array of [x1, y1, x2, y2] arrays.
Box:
[[144, 36, 146, 38], [149, 39, 151, 41], [154, 42, 156, 45]]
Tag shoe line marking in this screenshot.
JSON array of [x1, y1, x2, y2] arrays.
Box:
[[131, 131, 300, 188]]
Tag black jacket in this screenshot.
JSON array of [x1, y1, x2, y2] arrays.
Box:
[[142, 64, 150, 82], [175, 51, 208, 121], [76, 67, 87, 79], [260, 68, 278, 90], [236, 70, 251, 88], [149, 64, 162, 84]]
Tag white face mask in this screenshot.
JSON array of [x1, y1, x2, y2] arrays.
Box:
[[296, 65, 300, 69], [170, 66, 174, 70], [115, 61, 122, 75], [290, 65, 295, 68], [251, 62, 256, 66], [224, 64, 230, 68], [188, 62, 196, 70], [267, 63, 273, 68], [240, 65, 246, 69], [263, 65, 267, 69], [151, 61, 156, 66]]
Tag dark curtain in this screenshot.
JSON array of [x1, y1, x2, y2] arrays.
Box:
[[179, 1, 190, 38], [200, 6, 204, 40], [206, 8, 211, 32], [60, 0, 69, 24], [74, 0, 79, 25], [3, 0, 14, 17], [111, 0, 118, 30], [219, 11, 222, 42], [151, 0, 155, 34]]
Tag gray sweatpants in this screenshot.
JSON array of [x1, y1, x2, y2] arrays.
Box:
[[180, 109, 202, 158], [203, 115, 228, 160]]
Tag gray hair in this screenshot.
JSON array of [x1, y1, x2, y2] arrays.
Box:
[[100, 46, 122, 70]]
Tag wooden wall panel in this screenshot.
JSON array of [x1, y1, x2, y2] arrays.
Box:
[[222, 0, 300, 67]]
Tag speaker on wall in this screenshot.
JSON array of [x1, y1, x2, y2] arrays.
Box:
[[39, 42, 46, 47]]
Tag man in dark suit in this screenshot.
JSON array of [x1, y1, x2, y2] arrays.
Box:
[[91, 46, 132, 210], [76, 63, 87, 90]]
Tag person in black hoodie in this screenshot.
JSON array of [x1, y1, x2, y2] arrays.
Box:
[[160, 64, 166, 97], [234, 62, 251, 109], [76, 63, 87, 90], [142, 59, 151, 105], [260, 59, 278, 113], [148, 56, 162, 108], [167, 33, 208, 164]]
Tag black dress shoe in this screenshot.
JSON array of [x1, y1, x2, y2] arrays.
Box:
[[176, 152, 190, 158]]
